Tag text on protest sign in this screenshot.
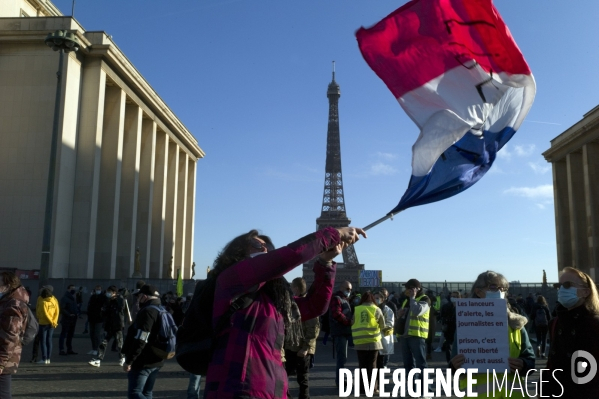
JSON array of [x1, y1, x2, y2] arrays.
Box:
[[456, 298, 510, 373]]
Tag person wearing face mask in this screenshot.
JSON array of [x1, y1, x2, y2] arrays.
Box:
[[544, 267, 599, 398], [349, 292, 361, 313], [58, 284, 80, 355], [130, 280, 146, 321], [86, 285, 106, 357], [88, 286, 126, 367], [450, 271, 535, 398], [329, 280, 354, 387], [440, 291, 460, 363], [0, 271, 30, 398], [373, 291, 395, 369]]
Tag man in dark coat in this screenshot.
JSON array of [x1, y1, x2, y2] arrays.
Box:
[[86, 284, 106, 356], [59, 284, 79, 355], [130, 280, 146, 321], [121, 285, 165, 398], [88, 285, 125, 367], [440, 291, 460, 362]]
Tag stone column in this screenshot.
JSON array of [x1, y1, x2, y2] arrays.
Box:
[[184, 157, 196, 279], [135, 119, 156, 278], [94, 84, 125, 279], [583, 143, 599, 280], [115, 104, 142, 279], [53, 52, 82, 277], [567, 152, 588, 271], [150, 132, 168, 278], [175, 151, 188, 278], [553, 160, 572, 271], [69, 58, 106, 279], [163, 142, 179, 278]]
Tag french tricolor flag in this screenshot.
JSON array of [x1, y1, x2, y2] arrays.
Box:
[[356, 0, 536, 214]]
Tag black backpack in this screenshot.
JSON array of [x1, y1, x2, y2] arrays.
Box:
[[535, 307, 548, 327], [175, 274, 255, 375], [21, 306, 39, 346]]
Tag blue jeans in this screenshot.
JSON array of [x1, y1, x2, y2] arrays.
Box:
[[39, 325, 54, 361], [400, 336, 427, 371], [127, 367, 161, 399], [333, 335, 350, 385], [187, 373, 201, 399], [400, 336, 427, 392]]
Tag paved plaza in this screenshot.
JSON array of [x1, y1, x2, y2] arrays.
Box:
[[14, 333, 547, 398]]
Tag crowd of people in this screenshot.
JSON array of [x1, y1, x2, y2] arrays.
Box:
[[0, 224, 597, 398], [322, 269, 599, 398]]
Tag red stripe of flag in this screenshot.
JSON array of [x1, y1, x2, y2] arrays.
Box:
[[356, 0, 532, 99]]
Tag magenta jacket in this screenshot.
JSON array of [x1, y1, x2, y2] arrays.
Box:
[[204, 227, 339, 399]]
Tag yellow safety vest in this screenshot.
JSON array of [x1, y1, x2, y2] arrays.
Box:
[[459, 327, 528, 398], [351, 304, 381, 345], [434, 295, 441, 311], [401, 296, 430, 339]]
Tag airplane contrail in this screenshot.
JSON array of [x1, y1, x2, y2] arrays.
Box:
[[524, 120, 561, 125]]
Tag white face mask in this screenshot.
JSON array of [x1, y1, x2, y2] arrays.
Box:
[[249, 252, 266, 258], [450, 297, 457, 303], [375, 298, 382, 305], [95, 290, 101, 295], [485, 291, 505, 299]]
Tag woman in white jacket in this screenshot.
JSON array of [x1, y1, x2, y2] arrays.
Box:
[[374, 291, 396, 368]]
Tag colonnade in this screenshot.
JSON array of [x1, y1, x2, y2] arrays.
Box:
[[59, 57, 199, 280], [544, 106, 599, 282]]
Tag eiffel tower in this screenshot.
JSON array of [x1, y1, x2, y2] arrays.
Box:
[[303, 63, 363, 288]]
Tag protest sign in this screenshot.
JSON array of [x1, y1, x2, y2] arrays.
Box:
[[455, 298, 509, 373], [359, 270, 382, 287]]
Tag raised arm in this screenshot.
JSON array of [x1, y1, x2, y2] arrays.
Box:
[[295, 260, 336, 321], [217, 227, 341, 298]]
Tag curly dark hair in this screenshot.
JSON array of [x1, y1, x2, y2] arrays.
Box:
[[212, 230, 293, 316], [212, 230, 261, 275]]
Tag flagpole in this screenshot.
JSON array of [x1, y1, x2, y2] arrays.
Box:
[[362, 211, 400, 231]]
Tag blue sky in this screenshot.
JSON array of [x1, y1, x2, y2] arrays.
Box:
[[53, 0, 599, 284]]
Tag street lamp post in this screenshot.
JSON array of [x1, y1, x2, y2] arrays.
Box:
[[39, 30, 80, 288]]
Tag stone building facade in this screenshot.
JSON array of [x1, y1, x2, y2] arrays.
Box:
[[543, 105, 599, 282], [0, 0, 204, 280]]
